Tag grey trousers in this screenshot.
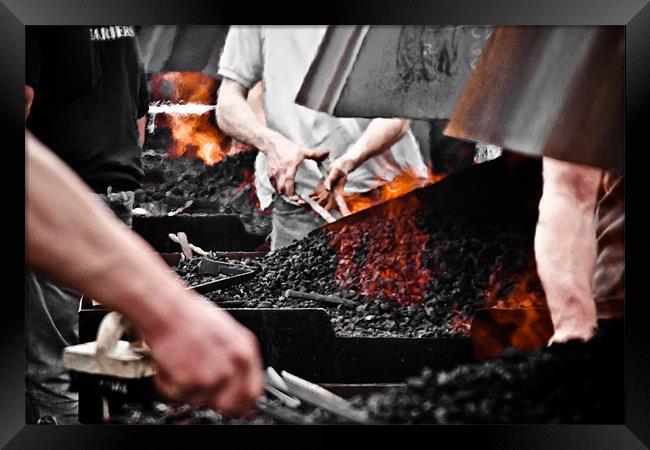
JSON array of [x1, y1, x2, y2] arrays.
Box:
[[270, 196, 326, 251], [25, 189, 134, 424], [25, 272, 81, 424]]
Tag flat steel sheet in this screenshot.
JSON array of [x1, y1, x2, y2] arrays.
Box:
[[446, 26, 624, 172], [297, 25, 492, 120]]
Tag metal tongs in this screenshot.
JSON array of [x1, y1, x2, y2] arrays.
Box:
[[262, 367, 377, 425], [64, 313, 375, 425], [296, 160, 352, 224]]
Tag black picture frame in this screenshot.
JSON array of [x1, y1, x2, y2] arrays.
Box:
[[5, 0, 649, 448]]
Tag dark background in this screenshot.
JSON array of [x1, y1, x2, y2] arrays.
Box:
[[4, 0, 649, 447]]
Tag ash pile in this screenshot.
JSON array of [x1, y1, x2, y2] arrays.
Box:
[[135, 146, 272, 236]]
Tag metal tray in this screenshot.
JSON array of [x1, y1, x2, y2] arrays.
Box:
[[79, 307, 473, 384], [133, 213, 267, 252], [189, 258, 258, 295]]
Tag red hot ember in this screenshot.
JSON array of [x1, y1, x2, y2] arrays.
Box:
[[330, 196, 432, 306]]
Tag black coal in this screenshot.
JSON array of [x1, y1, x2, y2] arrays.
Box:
[[352, 321, 622, 424], [109, 397, 344, 425], [136, 148, 271, 236], [109, 321, 621, 425]]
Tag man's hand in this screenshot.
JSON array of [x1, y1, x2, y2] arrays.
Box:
[[310, 179, 338, 211], [323, 153, 358, 193], [144, 295, 264, 418], [322, 118, 411, 195], [546, 291, 598, 344], [216, 78, 328, 198], [535, 157, 602, 344], [265, 137, 328, 197]]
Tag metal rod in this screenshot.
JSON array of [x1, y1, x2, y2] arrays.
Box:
[[256, 397, 309, 425], [167, 200, 194, 216], [284, 289, 357, 307], [265, 367, 288, 391], [265, 384, 301, 409], [334, 191, 352, 217], [298, 192, 337, 223], [279, 370, 374, 424]]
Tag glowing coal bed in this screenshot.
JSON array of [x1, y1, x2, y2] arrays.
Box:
[[204, 200, 545, 339]]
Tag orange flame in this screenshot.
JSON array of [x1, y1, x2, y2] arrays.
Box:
[[470, 307, 554, 361], [328, 161, 552, 358], [483, 263, 546, 310], [450, 305, 473, 335], [343, 166, 446, 214], [459, 257, 552, 360], [151, 72, 252, 166]]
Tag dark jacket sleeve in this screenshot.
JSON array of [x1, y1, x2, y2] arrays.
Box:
[[134, 37, 150, 119], [136, 68, 150, 119]]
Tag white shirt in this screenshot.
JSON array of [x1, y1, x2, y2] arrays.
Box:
[[218, 26, 427, 210]]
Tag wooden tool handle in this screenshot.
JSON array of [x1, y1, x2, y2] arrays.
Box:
[[95, 311, 131, 358], [176, 232, 193, 260], [63, 311, 154, 379], [168, 233, 209, 257]]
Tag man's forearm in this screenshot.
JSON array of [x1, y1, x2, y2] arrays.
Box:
[[216, 80, 283, 155], [534, 157, 601, 341], [26, 132, 188, 337], [25, 85, 34, 120], [137, 116, 146, 148], [345, 118, 411, 169], [217, 79, 330, 197]]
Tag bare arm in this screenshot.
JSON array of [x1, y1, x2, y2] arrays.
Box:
[[25, 84, 34, 120], [216, 78, 327, 197], [534, 157, 601, 343], [323, 118, 412, 191], [216, 78, 278, 150], [137, 116, 146, 147], [26, 132, 263, 416], [246, 81, 266, 125]]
